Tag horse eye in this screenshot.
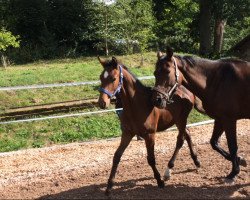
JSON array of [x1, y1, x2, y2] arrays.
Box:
[[112, 77, 116, 82]]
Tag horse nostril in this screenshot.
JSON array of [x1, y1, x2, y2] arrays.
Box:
[[99, 100, 106, 109]]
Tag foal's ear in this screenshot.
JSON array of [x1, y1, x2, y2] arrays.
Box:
[[166, 46, 173, 60], [111, 56, 118, 69], [157, 51, 163, 59], [97, 56, 106, 68]]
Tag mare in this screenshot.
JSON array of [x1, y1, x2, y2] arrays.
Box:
[[98, 56, 201, 195], [152, 48, 249, 181]]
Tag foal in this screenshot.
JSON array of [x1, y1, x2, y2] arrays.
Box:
[[98, 56, 200, 195]]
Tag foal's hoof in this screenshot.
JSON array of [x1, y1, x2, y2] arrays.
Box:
[[157, 180, 165, 188], [105, 188, 111, 196], [195, 160, 201, 168], [224, 177, 235, 184], [163, 168, 171, 181], [239, 157, 247, 167]]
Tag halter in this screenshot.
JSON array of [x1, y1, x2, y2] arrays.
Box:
[[99, 65, 123, 98], [153, 56, 179, 104]]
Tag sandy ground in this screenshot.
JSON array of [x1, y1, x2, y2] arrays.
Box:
[[0, 120, 249, 199]]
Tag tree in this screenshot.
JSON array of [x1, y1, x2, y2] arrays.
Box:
[[153, 0, 199, 53], [0, 29, 20, 67], [199, 0, 212, 56]]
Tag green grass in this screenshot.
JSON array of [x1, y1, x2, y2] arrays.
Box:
[[0, 52, 210, 152]]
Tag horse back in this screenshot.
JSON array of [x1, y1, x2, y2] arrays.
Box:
[[205, 60, 250, 118]]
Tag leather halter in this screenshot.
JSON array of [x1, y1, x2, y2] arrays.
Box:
[[153, 57, 179, 104], [99, 65, 123, 98]]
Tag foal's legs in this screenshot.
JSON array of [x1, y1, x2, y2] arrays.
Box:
[[164, 125, 200, 181], [145, 133, 164, 188], [210, 119, 246, 167], [185, 128, 200, 167], [106, 133, 133, 195]]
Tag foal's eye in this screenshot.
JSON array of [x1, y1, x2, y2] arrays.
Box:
[[111, 77, 116, 82]]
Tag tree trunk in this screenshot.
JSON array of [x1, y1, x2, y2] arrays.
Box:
[[104, 5, 109, 56], [199, 0, 212, 56], [213, 18, 227, 55], [1, 53, 7, 68], [139, 53, 144, 67]]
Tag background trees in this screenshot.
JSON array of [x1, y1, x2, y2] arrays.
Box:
[[0, 0, 249, 64]]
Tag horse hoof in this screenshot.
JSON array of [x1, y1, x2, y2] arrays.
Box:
[[158, 180, 165, 188], [239, 157, 247, 167], [163, 168, 171, 181], [105, 189, 111, 196], [195, 160, 201, 168], [224, 177, 235, 184]]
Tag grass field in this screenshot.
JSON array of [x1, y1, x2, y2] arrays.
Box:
[[0, 52, 210, 152]]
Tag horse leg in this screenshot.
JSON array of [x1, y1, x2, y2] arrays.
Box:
[[185, 128, 200, 168], [210, 119, 246, 166], [210, 119, 230, 160], [145, 133, 164, 188], [106, 133, 133, 195], [223, 120, 240, 180], [164, 127, 185, 181]]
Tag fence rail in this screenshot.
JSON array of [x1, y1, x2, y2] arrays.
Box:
[[0, 76, 155, 91]]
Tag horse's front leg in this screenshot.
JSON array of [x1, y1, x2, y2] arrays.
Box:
[[145, 133, 164, 188], [164, 129, 185, 181], [106, 132, 133, 195]]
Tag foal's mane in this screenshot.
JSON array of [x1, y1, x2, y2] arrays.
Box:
[[119, 63, 151, 92]]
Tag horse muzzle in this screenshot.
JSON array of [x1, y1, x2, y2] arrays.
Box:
[[98, 98, 110, 109]]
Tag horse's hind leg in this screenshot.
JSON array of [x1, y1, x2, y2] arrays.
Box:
[[224, 120, 240, 180], [106, 133, 133, 195], [185, 128, 200, 167], [210, 119, 246, 167], [145, 133, 164, 188]]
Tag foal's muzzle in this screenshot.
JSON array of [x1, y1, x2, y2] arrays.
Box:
[[98, 97, 110, 109]]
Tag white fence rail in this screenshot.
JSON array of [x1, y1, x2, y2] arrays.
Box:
[[0, 76, 155, 91]]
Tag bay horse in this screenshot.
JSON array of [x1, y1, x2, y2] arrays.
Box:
[[98, 56, 201, 195], [152, 47, 249, 181]]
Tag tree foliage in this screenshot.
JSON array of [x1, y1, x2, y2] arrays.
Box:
[[0, 29, 19, 52], [0, 0, 249, 63]]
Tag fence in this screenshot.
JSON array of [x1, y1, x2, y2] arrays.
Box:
[[0, 76, 154, 124], [0, 76, 214, 128]]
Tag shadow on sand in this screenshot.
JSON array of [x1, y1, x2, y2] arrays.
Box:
[[39, 176, 249, 199]]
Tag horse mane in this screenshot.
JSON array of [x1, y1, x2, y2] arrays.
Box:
[[175, 55, 197, 68], [119, 63, 151, 92], [219, 57, 248, 64], [176, 55, 247, 68]]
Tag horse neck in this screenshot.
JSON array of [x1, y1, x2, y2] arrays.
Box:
[[178, 58, 210, 100], [120, 69, 150, 112]]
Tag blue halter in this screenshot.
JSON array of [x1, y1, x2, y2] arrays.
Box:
[[99, 65, 123, 98]]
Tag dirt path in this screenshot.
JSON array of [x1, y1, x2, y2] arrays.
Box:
[[0, 120, 249, 199]]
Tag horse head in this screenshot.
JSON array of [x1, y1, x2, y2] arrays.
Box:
[[98, 56, 123, 109], [152, 47, 184, 108]]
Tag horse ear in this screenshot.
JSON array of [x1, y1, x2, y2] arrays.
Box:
[[157, 51, 163, 59], [166, 46, 173, 60], [111, 56, 118, 69], [98, 56, 106, 68]]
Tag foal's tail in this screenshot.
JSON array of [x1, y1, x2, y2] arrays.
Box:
[[194, 96, 206, 114]]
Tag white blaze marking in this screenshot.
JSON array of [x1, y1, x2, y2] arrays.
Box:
[[103, 71, 108, 79]]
